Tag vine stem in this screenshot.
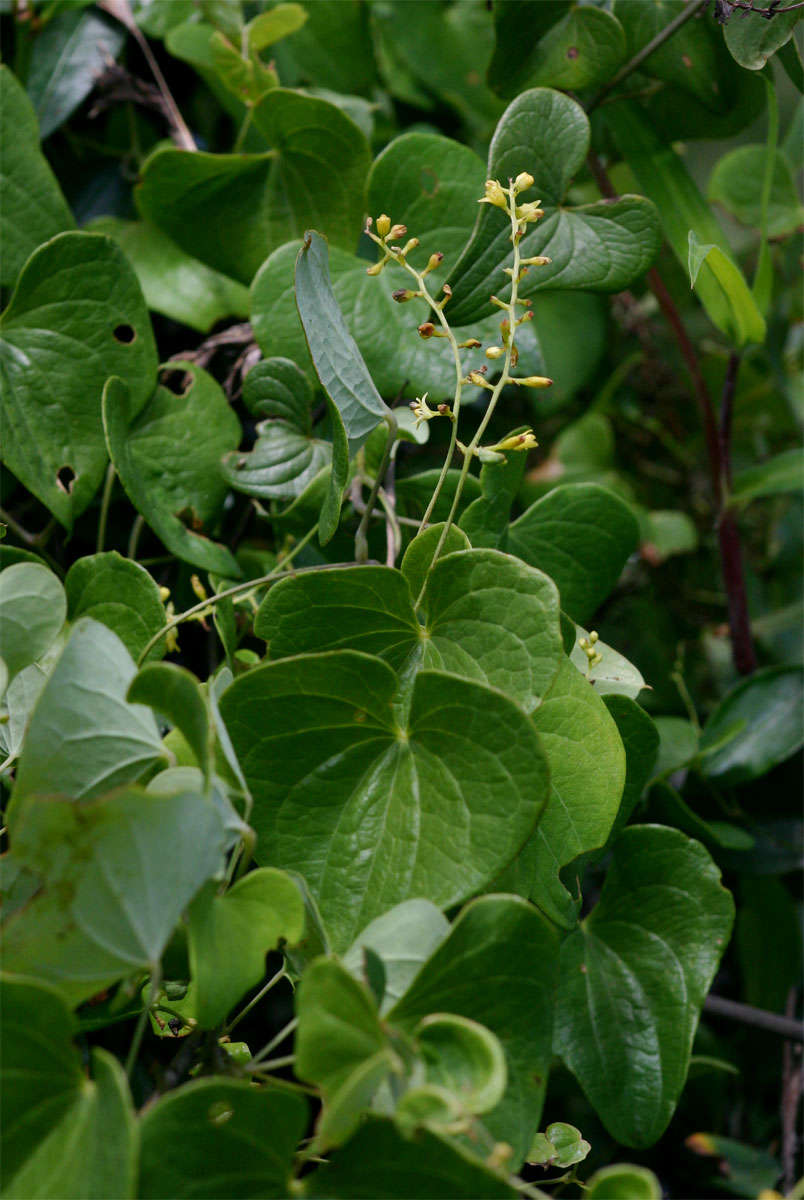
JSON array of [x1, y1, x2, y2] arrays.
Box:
[[127, 514, 145, 560], [414, 182, 525, 608], [136, 524, 319, 665], [248, 1017, 299, 1066], [96, 462, 116, 554], [125, 966, 161, 1079], [704, 994, 803, 1040], [355, 413, 397, 562], [587, 0, 709, 113], [233, 107, 254, 153], [587, 151, 756, 674], [224, 965, 286, 1036]]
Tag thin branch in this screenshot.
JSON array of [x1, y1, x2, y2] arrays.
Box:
[[726, 1, 804, 12], [704, 994, 803, 1040], [782, 988, 803, 1192], [587, 0, 709, 112], [717, 353, 758, 674]]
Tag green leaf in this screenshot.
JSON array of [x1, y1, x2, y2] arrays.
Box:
[[0, 66, 74, 288], [724, 7, 802, 70], [11, 618, 166, 811], [730, 448, 804, 505], [64, 551, 167, 663], [570, 625, 646, 700], [136, 90, 369, 285], [319, 398, 349, 545], [459, 444, 527, 550], [222, 357, 331, 501], [708, 145, 803, 238], [686, 1133, 781, 1199], [447, 89, 660, 325], [1, 978, 136, 1200], [585, 1164, 662, 1200], [219, 651, 549, 951], [0, 564, 65, 681], [516, 658, 626, 927], [295, 230, 390, 453], [688, 231, 766, 347], [736, 876, 803, 1013], [508, 6, 625, 92], [415, 1013, 507, 1115], [389, 895, 559, 1164], [614, 0, 725, 104], [186, 868, 304, 1028], [649, 779, 754, 853], [641, 509, 699, 562], [256, 549, 563, 716], [605, 100, 760, 343], [280, 0, 377, 96], [3, 786, 226, 1005], [306, 1114, 517, 1198], [103, 375, 241, 578], [247, 3, 307, 50], [652, 716, 699, 780], [26, 8, 125, 138], [527, 1122, 590, 1168], [508, 483, 640, 624], [138, 1079, 307, 1199], [341, 900, 450, 1016], [555, 825, 735, 1146], [0, 232, 157, 529], [399, 524, 472, 603], [698, 665, 804, 785], [128, 662, 211, 778], [87, 218, 250, 333]]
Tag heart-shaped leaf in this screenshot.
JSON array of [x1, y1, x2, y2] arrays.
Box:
[[0, 232, 157, 528], [88, 217, 250, 333], [3, 786, 227, 1005], [0, 563, 66, 681], [219, 650, 549, 951], [508, 483, 640, 624], [11, 618, 167, 812], [1, 976, 136, 1198], [389, 895, 559, 1164], [0, 66, 74, 288], [554, 824, 734, 1146], [103, 374, 241, 577], [569, 625, 646, 699], [341, 900, 450, 1015], [138, 1079, 307, 1200], [222, 357, 331, 500], [136, 90, 370, 285], [185, 868, 305, 1028], [493, 5, 626, 94], [723, 6, 802, 70], [256, 549, 562, 716], [65, 551, 167, 663], [447, 89, 660, 325]]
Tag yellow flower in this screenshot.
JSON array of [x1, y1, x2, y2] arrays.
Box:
[[479, 179, 508, 209]]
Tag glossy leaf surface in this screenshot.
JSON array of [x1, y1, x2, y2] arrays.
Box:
[[65, 551, 167, 663]]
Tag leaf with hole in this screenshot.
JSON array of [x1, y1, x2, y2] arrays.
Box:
[[219, 650, 549, 952], [554, 825, 734, 1146], [0, 232, 157, 529]]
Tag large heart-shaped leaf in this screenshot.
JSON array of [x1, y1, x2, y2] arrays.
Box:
[[219, 650, 549, 951], [1, 976, 136, 1198], [490, 4, 625, 95], [508, 483, 640, 624], [0, 232, 157, 528], [0, 66, 74, 288], [256, 549, 562, 715], [3, 786, 227, 1005], [11, 618, 166, 812], [136, 90, 370, 284], [389, 895, 559, 1165], [103, 374, 241, 577], [554, 824, 735, 1146], [138, 1079, 307, 1200], [447, 89, 660, 325]]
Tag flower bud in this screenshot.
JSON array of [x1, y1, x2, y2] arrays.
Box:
[[514, 375, 553, 388], [376, 213, 391, 237], [515, 201, 544, 222], [366, 260, 385, 276], [159, 586, 171, 602], [468, 370, 490, 387], [457, 338, 481, 348], [523, 255, 552, 266], [514, 171, 535, 193], [389, 223, 407, 240], [479, 179, 508, 209], [491, 429, 539, 452], [485, 345, 505, 359], [392, 288, 419, 303], [190, 574, 208, 602], [418, 322, 436, 338], [401, 238, 419, 256], [426, 252, 444, 272]]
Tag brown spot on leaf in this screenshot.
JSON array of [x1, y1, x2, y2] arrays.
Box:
[[567, 45, 579, 59]]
